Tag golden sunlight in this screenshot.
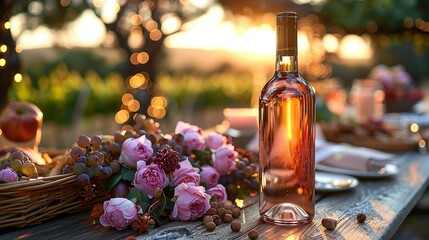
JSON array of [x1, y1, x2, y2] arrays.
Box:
[[164, 5, 276, 55], [338, 34, 373, 60]]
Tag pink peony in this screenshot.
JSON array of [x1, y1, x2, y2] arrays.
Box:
[[368, 64, 393, 86], [183, 131, 205, 155], [119, 135, 153, 169], [99, 198, 139, 230], [171, 183, 211, 221], [205, 132, 226, 150], [172, 159, 200, 186], [212, 144, 237, 175], [391, 65, 412, 86], [206, 184, 228, 204], [0, 167, 18, 183], [175, 121, 201, 135], [134, 161, 169, 198], [200, 165, 220, 188]]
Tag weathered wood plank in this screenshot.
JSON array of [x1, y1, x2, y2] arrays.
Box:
[[233, 152, 429, 240]]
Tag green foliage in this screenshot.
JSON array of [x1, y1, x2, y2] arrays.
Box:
[[103, 172, 122, 194], [127, 187, 151, 213], [9, 64, 124, 125], [157, 71, 253, 110], [318, 0, 429, 34], [316, 97, 338, 123], [120, 167, 136, 182]]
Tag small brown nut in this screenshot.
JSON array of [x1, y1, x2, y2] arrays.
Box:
[[232, 208, 241, 218], [231, 221, 241, 232], [217, 208, 226, 218], [203, 215, 214, 224], [205, 221, 216, 231], [223, 213, 233, 223], [357, 213, 366, 223], [248, 229, 259, 240], [225, 205, 234, 211], [217, 203, 225, 209], [210, 202, 218, 209], [212, 215, 222, 225], [321, 217, 337, 230], [206, 208, 217, 216]]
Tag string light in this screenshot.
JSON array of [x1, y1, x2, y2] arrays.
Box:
[[4, 21, 11, 30], [14, 73, 23, 82], [0, 58, 6, 67]]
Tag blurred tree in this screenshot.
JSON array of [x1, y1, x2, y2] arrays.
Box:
[[217, 0, 313, 17], [317, 0, 429, 52], [0, 0, 20, 111], [9, 0, 214, 123]]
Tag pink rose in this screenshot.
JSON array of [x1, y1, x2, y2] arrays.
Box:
[[134, 161, 169, 198], [0, 167, 18, 183], [200, 165, 220, 188], [212, 145, 237, 175], [171, 183, 211, 221], [391, 65, 412, 86], [205, 132, 226, 150], [183, 131, 205, 155], [99, 197, 139, 230], [172, 159, 200, 186], [206, 184, 228, 204], [175, 121, 201, 135], [119, 135, 153, 169], [369, 64, 393, 86]]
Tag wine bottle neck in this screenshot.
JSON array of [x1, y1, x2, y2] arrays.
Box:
[[275, 12, 298, 73], [276, 55, 297, 72]]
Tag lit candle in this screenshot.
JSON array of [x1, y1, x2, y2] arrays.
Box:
[[223, 108, 258, 130]]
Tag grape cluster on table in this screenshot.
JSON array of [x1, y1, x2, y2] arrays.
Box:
[[0, 150, 39, 179], [61, 134, 120, 187], [219, 150, 259, 202]]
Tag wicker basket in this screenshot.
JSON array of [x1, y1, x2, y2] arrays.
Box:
[[0, 172, 104, 229]]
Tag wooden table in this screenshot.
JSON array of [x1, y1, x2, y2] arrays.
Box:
[[1, 151, 428, 240]]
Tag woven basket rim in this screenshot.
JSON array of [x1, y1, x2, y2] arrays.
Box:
[[0, 173, 76, 192]]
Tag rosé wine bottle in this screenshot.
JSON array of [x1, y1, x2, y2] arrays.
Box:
[[258, 11, 315, 225]]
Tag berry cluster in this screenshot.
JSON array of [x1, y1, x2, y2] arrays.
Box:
[[61, 135, 119, 187], [219, 151, 259, 202], [0, 150, 38, 179]]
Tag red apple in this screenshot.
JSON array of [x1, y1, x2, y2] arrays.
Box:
[[0, 101, 43, 142]]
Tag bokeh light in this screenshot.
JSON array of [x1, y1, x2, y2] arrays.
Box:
[[115, 109, 130, 124]]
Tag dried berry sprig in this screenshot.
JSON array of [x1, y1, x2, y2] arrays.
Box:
[[132, 198, 160, 234], [153, 146, 180, 176]]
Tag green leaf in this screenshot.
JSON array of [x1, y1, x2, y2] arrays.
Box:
[[136, 200, 151, 213], [142, 191, 151, 203], [127, 187, 143, 203], [155, 194, 167, 219], [164, 198, 175, 211], [192, 149, 212, 165], [121, 167, 136, 182], [102, 172, 122, 193], [127, 187, 152, 212]]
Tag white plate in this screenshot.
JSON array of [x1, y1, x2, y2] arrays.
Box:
[[315, 172, 359, 192], [316, 163, 399, 178]]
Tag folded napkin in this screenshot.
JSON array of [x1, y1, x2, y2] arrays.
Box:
[[247, 130, 394, 172], [316, 139, 394, 172]]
